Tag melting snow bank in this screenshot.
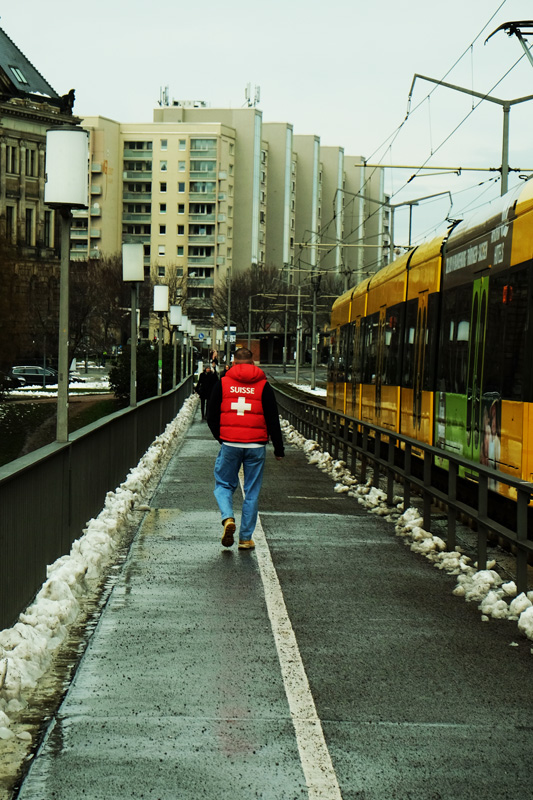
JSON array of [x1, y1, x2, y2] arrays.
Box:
[[0, 394, 199, 741], [281, 418, 533, 650]]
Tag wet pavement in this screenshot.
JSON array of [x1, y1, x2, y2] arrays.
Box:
[[16, 404, 533, 799]]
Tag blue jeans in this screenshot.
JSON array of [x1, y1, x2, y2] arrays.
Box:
[[213, 444, 266, 541]]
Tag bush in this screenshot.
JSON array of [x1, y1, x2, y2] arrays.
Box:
[[108, 342, 182, 401]]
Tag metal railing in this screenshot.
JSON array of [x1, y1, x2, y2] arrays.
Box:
[[274, 387, 533, 592], [0, 377, 193, 630]]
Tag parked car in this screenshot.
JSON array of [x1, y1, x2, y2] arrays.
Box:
[[9, 366, 59, 385], [9, 365, 85, 386], [0, 370, 24, 392]]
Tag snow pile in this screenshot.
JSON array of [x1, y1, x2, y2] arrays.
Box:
[[280, 417, 533, 647], [0, 394, 198, 739], [288, 383, 327, 398]]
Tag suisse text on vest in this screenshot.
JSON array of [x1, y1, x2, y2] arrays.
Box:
[[229, 387, 255, 394]]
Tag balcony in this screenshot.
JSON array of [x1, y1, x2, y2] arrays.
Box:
[[187, 277, 214, 288], [123, 170, 152, 181], [188, 235, 215, 245], [122, 213, 151, 223], [123, 192, 152, 200], [90, 206, 101, 217], [71, 229, 88, 239], [190, 148, 217, 159], [187, 256, 215, 266], [189, 192, 216, 201], [187, 297, 213, 309], [90, 185, 102, 195], [189, 170, 217, 180], [216, 256, 226, 266], [91, 162, 102, 173], [124, 149, 153, 159], [90, 228, 101, 238], [188, 213, 216, 222]]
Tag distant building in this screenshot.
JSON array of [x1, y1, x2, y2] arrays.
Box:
[[74, 104, 387, 342]]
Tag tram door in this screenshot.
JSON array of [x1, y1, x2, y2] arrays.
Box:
[[465, 277, 488, 463], [412, 292, 428, 432]]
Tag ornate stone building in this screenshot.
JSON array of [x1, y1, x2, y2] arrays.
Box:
[[0, 26, 78, 369]]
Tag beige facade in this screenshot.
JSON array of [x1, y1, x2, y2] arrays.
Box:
[[72, 106, 388, 335], [343, 157, 389, 285], [293, 135, 321, 284], [262, 122, 296, 277]]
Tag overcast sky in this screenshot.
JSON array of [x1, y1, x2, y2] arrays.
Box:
[[4, 0, 533, 247]]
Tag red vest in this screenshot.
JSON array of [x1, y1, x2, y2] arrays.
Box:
[[220, 363, 268, 443]]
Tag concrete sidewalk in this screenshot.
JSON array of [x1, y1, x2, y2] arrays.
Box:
[[17, 407, 533, 799]]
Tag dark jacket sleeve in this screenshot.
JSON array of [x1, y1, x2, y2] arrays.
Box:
[[262, 382, 285, 457], [207, 379, 222, 441]]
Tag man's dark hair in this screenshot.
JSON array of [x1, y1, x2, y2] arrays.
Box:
[[234, 348, 254, 363]]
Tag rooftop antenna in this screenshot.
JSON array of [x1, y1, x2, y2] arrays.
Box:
[[244, 83, 261, 107], [485, 20, 533, 68], [158, 85, 170, 107]]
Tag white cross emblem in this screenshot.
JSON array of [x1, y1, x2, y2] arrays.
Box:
[[231, 396, 252, 416]]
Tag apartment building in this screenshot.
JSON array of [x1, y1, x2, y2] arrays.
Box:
[[73, 104, 387, 336]]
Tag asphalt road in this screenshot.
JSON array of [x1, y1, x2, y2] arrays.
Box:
[[16, 407, 533, 799]]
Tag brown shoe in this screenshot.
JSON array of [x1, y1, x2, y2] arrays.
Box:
[[238, 539, 255, 550], [221, 518, 236, 547]]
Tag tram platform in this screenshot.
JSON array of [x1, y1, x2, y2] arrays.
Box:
[[16, 404, 533, 800]]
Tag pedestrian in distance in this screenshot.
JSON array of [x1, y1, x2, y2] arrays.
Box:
[[207, 347, 284, 550], [195, 365, 218, 420]]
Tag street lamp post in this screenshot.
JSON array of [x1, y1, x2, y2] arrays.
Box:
[[122, 243, 144, 407], [170, 305, 182, 387], [153, 285, 169, 396], [44, 126, 89, 443]]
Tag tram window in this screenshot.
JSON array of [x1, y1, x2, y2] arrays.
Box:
[[438, 286, 472, 394], [353, 322, 363, 384], [484, 276, 506, 396], [423, 293, 439, 391], [338, 324, 348, 383], [346, 322, 355, 382], [328, 328, 337, 385], [382, 302, 403, 385], [501, 267, 529, 401], [362, 312, 379, 383], [402, 298, 417, 388]]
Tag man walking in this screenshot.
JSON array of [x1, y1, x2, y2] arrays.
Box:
[[195, 365, 218, 419], [207, 347, 284, 550]]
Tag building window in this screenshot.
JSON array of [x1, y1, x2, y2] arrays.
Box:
[[178, 182, 185, 193], [177, 246, 184, 256], [179, 140, 186, 150], [25, 208, 34, 245], [158, 265, 165, 277], [44, 210, 52, 247], [160, 203, 167, 214], [160, 182, 167, 193], [6, 145, 18, 174], [178, 204, 185, 214], [178, 161, 186, 172], [229, 143, 235, 155], [6, 205, 15, 242], [158, 245, 166, 256], [177, 225, 185, 235], [144, 244, 151, 256], [9, 65, 28, 84], [26, 149, 37, 177], [159, 224, 166, 235], [160, 160, 168, 171], [160, 139, 168, 150]]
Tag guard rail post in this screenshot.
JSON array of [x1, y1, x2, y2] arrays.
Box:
[[516, 484, 530, 593], [387, 437, 395, 505], [404, 443, 412, 510], [477, 474, 489, 571], [423, 452, 432, 531], [447, 460, 457, 551]]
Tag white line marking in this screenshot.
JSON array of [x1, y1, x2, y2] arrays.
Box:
[[240, 479, 343, 798]]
